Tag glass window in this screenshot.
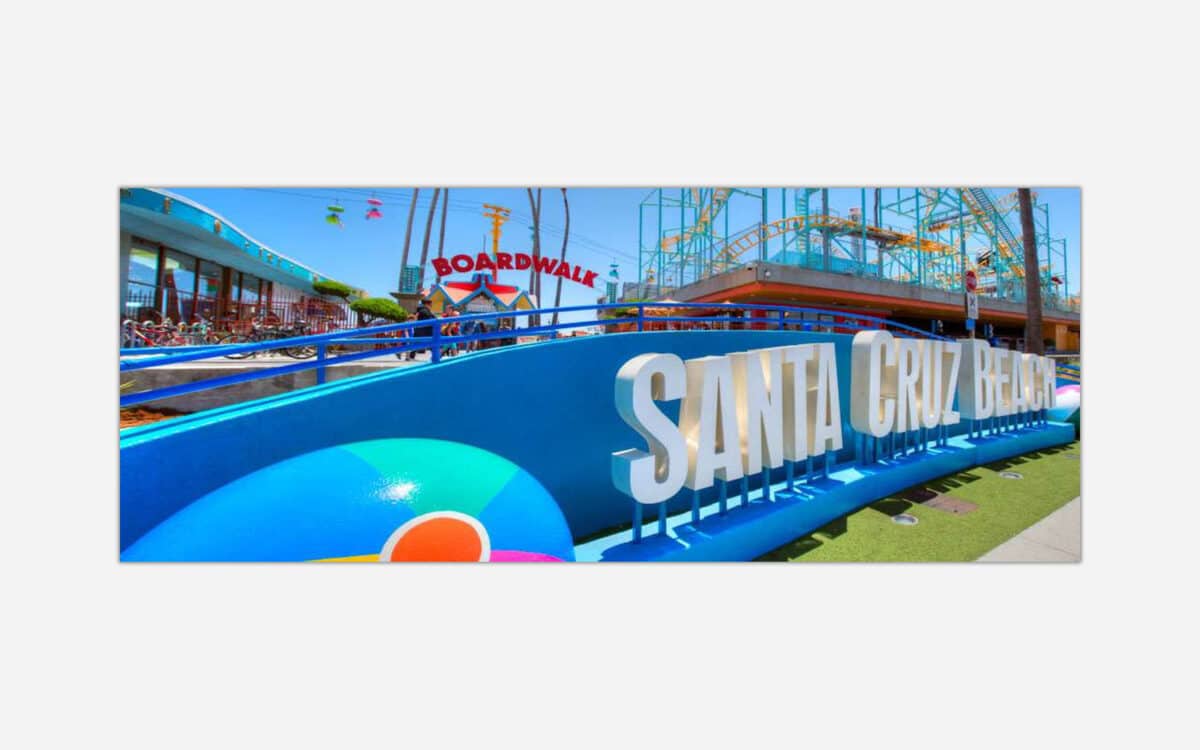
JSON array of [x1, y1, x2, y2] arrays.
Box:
[[272, 283, 302, 304], [160, 249, 196, 321], [197, 260, 222, 301], [228, 272, 243, 320], [240, 274, 260, 305], [161, 249, 196, 296], [127, 245, 159, 287], [239, 274, 264, 319]]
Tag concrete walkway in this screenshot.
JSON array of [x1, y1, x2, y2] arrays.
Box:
[[978, 497, 1081, 562]]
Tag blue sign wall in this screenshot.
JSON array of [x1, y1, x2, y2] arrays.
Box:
[[121, 330, 1029, 551]]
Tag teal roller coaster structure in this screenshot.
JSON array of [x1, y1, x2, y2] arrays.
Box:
[[635, 187, 1074, 312]]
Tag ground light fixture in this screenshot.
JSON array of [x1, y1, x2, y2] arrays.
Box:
[[999, 471, 1024, 480], [892, 513, 919, 526]]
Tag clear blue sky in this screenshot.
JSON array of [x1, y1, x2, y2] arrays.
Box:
[[167, 187, 1081, 311]]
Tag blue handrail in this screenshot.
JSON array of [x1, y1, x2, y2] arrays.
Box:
[[119, 301, 950, 408]]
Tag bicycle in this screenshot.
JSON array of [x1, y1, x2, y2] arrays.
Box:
[[122, 318, 188, 348], [220, 316, 316, 360], [178, 316, 222, 346]]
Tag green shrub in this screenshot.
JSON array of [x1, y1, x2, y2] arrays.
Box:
[[313, 279, 355, 299], [350, 297, 408, 323], [600, 299, 649, 318]]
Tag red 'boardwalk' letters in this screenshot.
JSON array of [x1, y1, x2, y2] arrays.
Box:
[[432, 253, 600, 288]]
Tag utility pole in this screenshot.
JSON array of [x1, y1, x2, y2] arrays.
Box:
[[1018, 188, 1044, 354], [481, 203, 511, 282]]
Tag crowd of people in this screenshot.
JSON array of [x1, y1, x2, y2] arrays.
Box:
[[377, 300, 779, 361], [388, 298, 520, 361]]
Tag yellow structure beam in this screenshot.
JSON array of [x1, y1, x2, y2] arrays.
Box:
[[958, 191, 1026, 278], [710, 214, 959, 274], [660, 188, 733, 254]]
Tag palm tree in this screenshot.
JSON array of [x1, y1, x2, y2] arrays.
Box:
[[526, 188, 542, 325], [398, 188, 420, 294], [1018, 188, 1044, 354], [435, 188, 449, 278], [552, 188, 570, 326], [417, 188, 441, 291]]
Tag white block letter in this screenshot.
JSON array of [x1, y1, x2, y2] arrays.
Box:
[[958, 339, 995, 420], [941, 341, 962, 426], [780, 344, 815, 460], [850, 330, 896, 438], [811, 343, 844, 455], [680, 355, 744, 490], [1041, 356, 1057, 408], [612, 353, 688, 504], [895, 339, 922, 432], [729, 348, 785, 475], [1022, 353, 1041, 411], [920, 341, 942, 429], [994, 349, 1013, 417]]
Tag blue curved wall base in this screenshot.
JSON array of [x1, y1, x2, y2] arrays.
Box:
[[121, 330, 1073, 557], [576, 424, 1075, 562], [121, 330, 859, 550]]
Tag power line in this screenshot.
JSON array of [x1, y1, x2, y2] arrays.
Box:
[[332, 187, 635, 258], [242, 187, 639, 263]]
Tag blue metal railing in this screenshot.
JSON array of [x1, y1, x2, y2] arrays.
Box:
[[119, 301, 950, 409]]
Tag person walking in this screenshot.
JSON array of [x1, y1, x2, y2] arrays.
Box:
[[406, 298, 437, 360], [460, 309, 478, 353], [443, 308, 461, 357]]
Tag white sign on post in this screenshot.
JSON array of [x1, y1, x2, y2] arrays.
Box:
[[965, 292, 979, 320]]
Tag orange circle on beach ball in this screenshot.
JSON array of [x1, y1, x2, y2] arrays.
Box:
[[381, 512, 489, 562]]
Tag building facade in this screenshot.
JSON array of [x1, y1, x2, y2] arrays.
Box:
[[120, 188, 363, 330]]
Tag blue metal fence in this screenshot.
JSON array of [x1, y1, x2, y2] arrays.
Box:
[[119, 301, 950, 409]]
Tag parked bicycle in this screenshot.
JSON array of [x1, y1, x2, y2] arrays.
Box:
[[179, 316, 221, 346], [220, 316, 317, 360], [122, 315, 221, 348], [122, 318, 177, 347]]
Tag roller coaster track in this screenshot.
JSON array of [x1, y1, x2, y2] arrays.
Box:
[[659, 188, 1042, 290], [924, 189, 1021, 232], [961, 188, 1028, 278], [659, 188, 733, 255], [708, 214, 959, 274]]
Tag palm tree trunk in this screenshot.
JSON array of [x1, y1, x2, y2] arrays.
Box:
[[526, 188, 542, 325], [435, 188, 449, 277], [535, 189, 543, 310], [1018, 188, 1044, 354], [552, 188, 569, 326], [398, 188, 420, 293], [417, 188, 441, 291]]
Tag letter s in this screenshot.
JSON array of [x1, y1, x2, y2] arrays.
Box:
[[612, 353, 687, 504]]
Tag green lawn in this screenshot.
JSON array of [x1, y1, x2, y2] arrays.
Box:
[[757, 441, 1081, 562]]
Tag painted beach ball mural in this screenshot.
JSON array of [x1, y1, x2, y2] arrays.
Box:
[[1047, 384, 1080, 435], [121, 438, 575, 562]]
